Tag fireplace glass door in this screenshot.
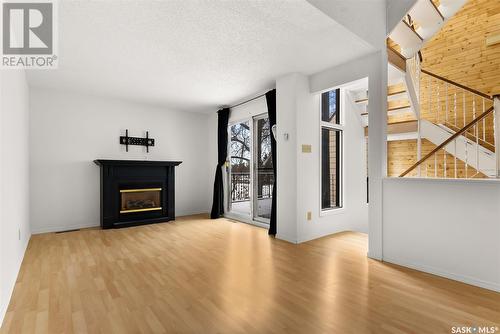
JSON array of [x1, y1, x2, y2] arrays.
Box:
[[120, 188, 162, 214]]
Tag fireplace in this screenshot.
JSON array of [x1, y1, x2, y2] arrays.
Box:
[[120, 187, 162, 213], [94, 160, 181, 229]]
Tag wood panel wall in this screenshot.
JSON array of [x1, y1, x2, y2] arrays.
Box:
[[421, 0, 500, 96], [387, 139, 486, 178]]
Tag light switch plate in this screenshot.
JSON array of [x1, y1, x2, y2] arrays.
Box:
[[307, 211, 312, 221]]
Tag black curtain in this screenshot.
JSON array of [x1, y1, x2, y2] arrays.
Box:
[[210, 108, 230, 219], [266, 90, 277, 235]]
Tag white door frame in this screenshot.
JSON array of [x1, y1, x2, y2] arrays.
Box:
[[252, 113, 271, 225]]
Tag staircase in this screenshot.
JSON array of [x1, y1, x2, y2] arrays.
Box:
[[418, 119, 496, 177], [399, 71, 497, 178], [388, 0, 468, 57], [361, 0, 500, 179]]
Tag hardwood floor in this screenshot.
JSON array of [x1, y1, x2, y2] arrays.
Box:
[[2, 215, 499, 333]]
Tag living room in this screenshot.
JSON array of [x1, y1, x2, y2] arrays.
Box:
[[1, 0, 499, 333]]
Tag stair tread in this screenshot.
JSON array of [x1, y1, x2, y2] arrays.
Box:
[[389, 20, 423, 53], [355, 89, 407, 104], [361, 105, 412, 115], [388, 105, 411, 111], [389, 89, 407, 96]]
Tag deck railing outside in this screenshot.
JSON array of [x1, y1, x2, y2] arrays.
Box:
[[231, 170, 274, 202]]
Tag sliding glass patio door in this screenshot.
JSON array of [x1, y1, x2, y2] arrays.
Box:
[[253, 115, 273, 222], [228, 121, 252, 217], [227, 114, 273, 225]]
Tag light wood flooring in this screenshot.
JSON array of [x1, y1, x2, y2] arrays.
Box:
[[1, 215, 499, 333]]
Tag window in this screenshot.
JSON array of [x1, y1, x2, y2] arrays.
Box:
[[321, 89, 342, 210]]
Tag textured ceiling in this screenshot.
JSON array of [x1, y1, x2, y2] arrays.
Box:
[[27, 0, 375, 113]]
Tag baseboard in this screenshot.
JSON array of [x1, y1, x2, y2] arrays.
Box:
[[0, 235, 30, 328], [383, 256, 500, 293], [31, 222, 99, 234], [367, 251, 383, 261], [276, 233, 298, 244], [297, 228, 367, 244]]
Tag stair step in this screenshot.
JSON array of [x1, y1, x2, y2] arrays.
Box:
[[388, 62, 406, 85], [361, 104, 413, 116], [388, 83, 406, 94], [364, 120, 418, 137], [409, 0, 444, 40], [388, 105, 412, 114], [389, 20, 423, 58], [355, 88, 407, 105], [388, 90, 407, 101]]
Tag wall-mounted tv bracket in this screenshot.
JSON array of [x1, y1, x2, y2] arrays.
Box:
[[120, 129, 155, 153]]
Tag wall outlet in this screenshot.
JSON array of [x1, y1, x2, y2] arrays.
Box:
[[18, 228, 21, 240], [307, 211, 312, 221]]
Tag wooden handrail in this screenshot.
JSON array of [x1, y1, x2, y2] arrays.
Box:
[[444, 121, 495, 152], [399, 106, 495, 177], [421, 69, 493, 101]]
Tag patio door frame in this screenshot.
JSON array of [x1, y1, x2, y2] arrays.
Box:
[[252, 113, 271, 225], [225, 113, 270, 228]]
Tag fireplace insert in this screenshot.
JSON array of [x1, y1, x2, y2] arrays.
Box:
[[120, 187, 162, 213], [94, 160, 181, 229]]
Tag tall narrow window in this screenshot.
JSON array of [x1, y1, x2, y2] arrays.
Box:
[[321, 89, 342, 210]]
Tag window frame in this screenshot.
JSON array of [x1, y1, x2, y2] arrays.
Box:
[[319, 88, 344, 214]]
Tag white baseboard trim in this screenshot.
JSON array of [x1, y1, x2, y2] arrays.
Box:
[[31, 222, 99, 234], [0, 235, 30, 328], [296, 228, 368, 244], [383, 256, 500, 293], [367, 251, 382, 261], [276, 233, 298, 244]]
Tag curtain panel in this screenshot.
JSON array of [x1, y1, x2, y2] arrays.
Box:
[[210, 108, 230, 219]]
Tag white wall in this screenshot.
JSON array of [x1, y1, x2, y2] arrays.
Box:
[[296, 88, 368, 242], [29, 88, 212, 234], [309, 52, 387, 257], [275, 73, 369, 243], [383, 178, 500, 292], [275, 74, 301, 242], [0, 70, 30, 325]]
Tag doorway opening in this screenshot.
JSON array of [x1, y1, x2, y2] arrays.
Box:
[[227, 114, 274, 226]]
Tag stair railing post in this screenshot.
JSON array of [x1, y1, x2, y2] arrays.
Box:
[[417, 119, 421, 177], [494, 95, 500, 178]]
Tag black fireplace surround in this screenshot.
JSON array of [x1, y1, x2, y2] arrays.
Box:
[[94, 160, 181, 229]]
